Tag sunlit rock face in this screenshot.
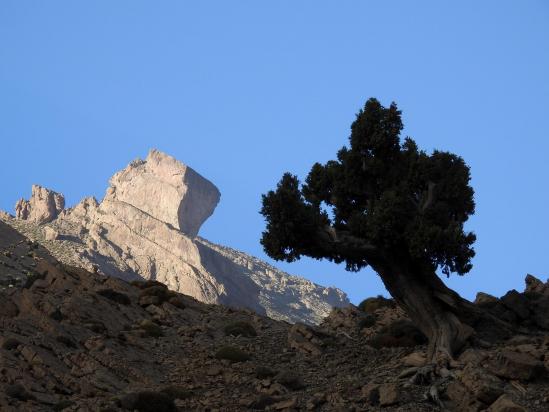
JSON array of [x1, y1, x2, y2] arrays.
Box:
[[105, 149, 220, 238], [15, 185, 65, 224], [3, 149, 349, 324]]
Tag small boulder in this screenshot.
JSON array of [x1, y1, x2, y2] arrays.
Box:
[[458, 363, 503, 405], [378, 383, 399, 406], [214, 346, 251, 363], [120, 390, 176, 412], [487, 394, 526, 412], [486, 349, 545, 381]]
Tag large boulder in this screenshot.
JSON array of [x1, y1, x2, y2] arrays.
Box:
[[15, 185, 65, 224], [104, 149, 220, 238]]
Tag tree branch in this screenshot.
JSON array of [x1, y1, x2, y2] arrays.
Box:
[[421, 181, 436, 213], [315, 225, 380, 260]]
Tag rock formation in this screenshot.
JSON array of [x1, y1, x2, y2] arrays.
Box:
[[1, 222, 547, 411], [3, 149, 349, 324], [15, 185, 65, 224]]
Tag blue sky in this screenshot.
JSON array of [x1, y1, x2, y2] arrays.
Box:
[[1, 1, 548, 303]]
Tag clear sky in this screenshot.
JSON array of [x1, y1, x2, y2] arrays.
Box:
[[1, 1, 548, 304]]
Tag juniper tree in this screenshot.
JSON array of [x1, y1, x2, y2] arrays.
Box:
[[260, 98, 491, 361]]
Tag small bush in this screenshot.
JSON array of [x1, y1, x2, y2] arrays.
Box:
[[139, 286, 170, 304], [368, 320, 427, 348], [139, 320, 163, 338], [358, 295, 395, 313], [131, 280, 167, 290], [224, 321, 257, 337], [53, 400, 74, 411], [160, 386, 193, 400], [1, 337, 21, 350], [214, 346, 251, 363], [358, 314, 376, 329], [56, 335, 77, 348], [167, 296, 186, 309], [275, 370, 305, 390], [97, 289, 131, 305], [120, 391, 176, 412], [5, 383, 34, 401], [255, 366, 277, 379]]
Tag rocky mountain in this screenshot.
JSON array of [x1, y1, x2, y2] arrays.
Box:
[[1, 221, 549, 411], [1, 149, 349, 324]]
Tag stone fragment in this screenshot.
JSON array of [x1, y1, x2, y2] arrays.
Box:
[[287, 323, 325, 356], [458, 363, 503, 404], [445, 381, 484, 412], [43, 226, 59, 241], [378, 383, 399, 406], [487, 394, 526, 412], [486, 349, 545, 381], [401, 352, 426, 367]]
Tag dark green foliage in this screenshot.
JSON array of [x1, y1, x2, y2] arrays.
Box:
[[260, 98, 476, 277], [275, 370, 306, 390], [131, 280, 167, 290], [167, 296, 186, 309], [23, 271, 45, 288], [255, 365, 277, 379], [224, 321, 257, 337], [160, 386, 193, 400], [97, 289, 131, 305], [368, 320, 427, 348], [139, 319, 164, 338], [139, 285, 170, 302], [5, 383, 33, 401], [53, 400, 74, 411], [358, 314, 376, 329], [214, 346, 251, 362], [84, 320, 107, 334], [56, 335, 77, 348], [358, 295, 395, 313], [1, 337, 21, 350], [120, 391, 176, 412]]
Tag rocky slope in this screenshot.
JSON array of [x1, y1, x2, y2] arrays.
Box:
[[1, 149, 348, 324], [1, 221, 549, 411]]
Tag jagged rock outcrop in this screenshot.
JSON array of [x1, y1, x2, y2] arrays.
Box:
[[2, 149, 349, 324], [15, 185, 65, 224], [105, 150, 220, 237]]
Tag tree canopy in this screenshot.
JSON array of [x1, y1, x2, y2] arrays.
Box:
[[260, 98, 476, 277]]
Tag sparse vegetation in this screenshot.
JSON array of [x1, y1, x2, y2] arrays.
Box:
[[224, 320, 257, 337], [358, 295, 395, 313], [119, 390, 176, 412], [214, 346, 251, 362], [139, 319, 164, 338], [96, 288, 131, 305]]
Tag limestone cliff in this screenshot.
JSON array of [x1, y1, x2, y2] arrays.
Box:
[[3, 149, 349, 324]]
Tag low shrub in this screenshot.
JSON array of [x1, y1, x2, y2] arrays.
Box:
[[224, 321, 257, 337], [119, 390, 176, 412], [139, 320, 163, 338], [358, 295, 395, 313], [97, 289, 131, 305], [214, 346, 251, 363]]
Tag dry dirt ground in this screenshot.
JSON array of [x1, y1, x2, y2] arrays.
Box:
[[1, 221, 549, 411]]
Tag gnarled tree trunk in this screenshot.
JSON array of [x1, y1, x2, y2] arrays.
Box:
[[370, 261, 482, 363]]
